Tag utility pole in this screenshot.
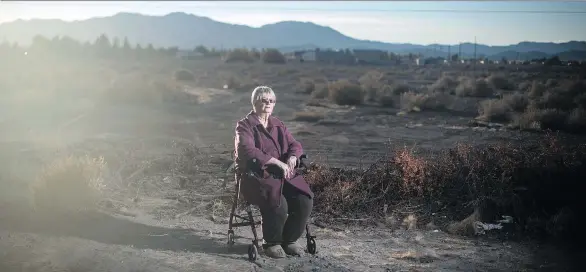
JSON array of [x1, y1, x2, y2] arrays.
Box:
[[473, 36, 477, 75], [458, 42, 462, 62]]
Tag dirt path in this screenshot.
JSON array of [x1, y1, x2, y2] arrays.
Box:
[[0, 201, 552, 272], [0, 87, 575, 272]]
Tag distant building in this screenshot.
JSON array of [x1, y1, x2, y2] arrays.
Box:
[[353, 49, 388, 64], [176, 50, 204, 60]]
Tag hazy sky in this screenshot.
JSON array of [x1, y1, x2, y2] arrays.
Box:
[[1, 1, 585, 45]]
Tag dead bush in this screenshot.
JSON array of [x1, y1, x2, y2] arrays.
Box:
[[486, 73, 515, 90], [377, 85, 396, 107], [305, 137, 586, 246], [30, 155, 106, 213], [391, 83, 411, 95], [534, 80, 586, 111], [299, 78, 315, 94], [455, 77, 494, 97], [478, 99, 512, 122], [174, 69, 195, 81], [358, 70, 394, 102], [518, 81, 532, 92], [502, 92, 529, 113], [566, 108, 586, 133], [536, 109, 570, 131], [261, 48, 286, 64], [400, 91, 428, 112], [292, 111, 325, 122], [310, 83, 329, 99], [429, 76, 458, 94], [328, 79, 364, 106], [528, 80, 546, 99], [545, 79, 558, 88], [399, 91, 449, 112]]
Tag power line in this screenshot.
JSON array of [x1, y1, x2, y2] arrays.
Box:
[[2, 1, 586, 14], [208, 7, 586, 14]]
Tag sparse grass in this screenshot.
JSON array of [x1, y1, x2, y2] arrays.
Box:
[[292, 111, 325, 122], [30, 155, 106, 213]]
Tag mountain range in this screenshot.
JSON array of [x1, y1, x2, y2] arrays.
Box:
[[1, 12, 585, 60]]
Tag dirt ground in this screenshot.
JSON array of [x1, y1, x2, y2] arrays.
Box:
[[0, 59, 580, 271]]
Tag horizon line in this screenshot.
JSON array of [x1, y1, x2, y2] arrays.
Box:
[[1, 11, 585, 47]]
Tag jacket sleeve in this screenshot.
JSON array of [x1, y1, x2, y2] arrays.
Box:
[[235, 120, 272, 168], [284, 124, 303, 160]]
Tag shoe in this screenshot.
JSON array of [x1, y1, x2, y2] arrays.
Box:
[[282, 242, 304, 256], [263, 244, 286, 259]]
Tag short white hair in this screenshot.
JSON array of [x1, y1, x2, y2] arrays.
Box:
[[251, 86, 276, 105]]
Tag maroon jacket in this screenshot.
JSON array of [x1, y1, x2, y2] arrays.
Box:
[[234, 111, 313, 209]]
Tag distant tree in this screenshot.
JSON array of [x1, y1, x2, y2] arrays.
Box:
[[112, 37, 121, 49], [545, 55, 562, 66], [194, 45, 209, 56], [261, 48, 286, 64]]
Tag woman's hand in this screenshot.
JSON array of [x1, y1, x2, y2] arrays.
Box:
[[267, 157, 294, 179], [287, 156, 297, 170]]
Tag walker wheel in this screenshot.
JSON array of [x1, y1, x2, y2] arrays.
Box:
[[307, 237, 317, 255], [248, 244, 258, 261], [227, 230, 235, 246]]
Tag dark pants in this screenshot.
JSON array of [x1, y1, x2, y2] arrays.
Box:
[[260, 182, 313, 246]]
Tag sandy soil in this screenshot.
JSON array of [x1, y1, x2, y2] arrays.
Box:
[[0, 85, 576, 272]]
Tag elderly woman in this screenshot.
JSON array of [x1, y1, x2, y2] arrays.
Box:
[[234, 86, 314, 259]]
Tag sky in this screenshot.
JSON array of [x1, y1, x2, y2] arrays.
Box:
[[0, 1, 585, 46]]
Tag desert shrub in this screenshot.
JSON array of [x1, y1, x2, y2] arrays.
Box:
[[305, 136, 586, 245], [328, 79, 364, 106], [535, 109, 569, 131], [518, 81, 532, 92], [358, 70, 394, 102], [174, 69, 195, 81], [310, 83, 329, 99], [400, 91, 428, 112], [545, 78, 558, 88], [566, 108, 586, 133], [455, 77, 494, 97], [224, 48, 255, 63], [533, 80, 586, 111], [399, 91, 449, 112], [391, 83, 410, 95], [298, 78, 315, 94], [429, 75, 458, 94], [424, 92, 451, 111], [292, 111, 325, 122], [377, 85, 396, 107], [30, 155, 106, 213], [261, 48, 286, 64], [528, 80, 546, 98], [486, 73, 515, 90], [502, 92, 529, 113], [478, 99, 512, 122]]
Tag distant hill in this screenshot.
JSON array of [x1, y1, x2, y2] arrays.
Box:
[[1, 12, 585, 60]]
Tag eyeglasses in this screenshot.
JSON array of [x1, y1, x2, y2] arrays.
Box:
[[260, 98, 276, 104]]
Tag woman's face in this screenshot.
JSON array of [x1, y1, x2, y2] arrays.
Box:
[[254, 94, 276, 114]]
